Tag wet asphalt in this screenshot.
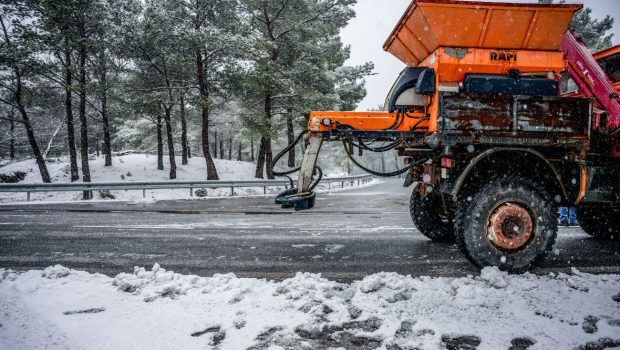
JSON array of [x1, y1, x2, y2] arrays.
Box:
[[0, 179, 618, 282]]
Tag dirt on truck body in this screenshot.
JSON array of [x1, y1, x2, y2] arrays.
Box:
[[273, 0, 620, 272]]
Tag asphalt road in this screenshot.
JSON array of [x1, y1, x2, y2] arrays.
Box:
[[0, 180, 619, 282]]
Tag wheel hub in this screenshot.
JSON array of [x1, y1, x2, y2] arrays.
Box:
[[487, 202, 533, 251]]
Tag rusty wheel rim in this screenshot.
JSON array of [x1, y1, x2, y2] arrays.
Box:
[[487, 202, 533, 251]]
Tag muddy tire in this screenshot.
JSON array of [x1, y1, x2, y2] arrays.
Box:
[[576, 206, 619, 240], [409, 191, 454, 242], [455, 176, 557, 273]]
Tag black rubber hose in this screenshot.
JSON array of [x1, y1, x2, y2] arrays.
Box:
[[309, 166, 323, 191], [335, 124, 401, 153], [270, 131, 323, 191], [342, 140, 425, 177], [358, 139, 402, 152], [383, 110, 402, 130], [271, 131, 306, 176]]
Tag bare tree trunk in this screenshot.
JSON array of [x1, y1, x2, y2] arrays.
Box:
[[64, 44, 79, 181], [213, 131, 218, 159], [255, 140, 265, 178], [99, 50, 112, 167], [286, 113, 295, 167], [265, 137, 274, 179], [250, 137, 255, 162], [265, 96, 274, 179], [256, 94, 274, 179], [78, 43, 92, 199], [228, 135, 232, 160], [194, 14, 218, 180], [18, 105, 50, 182], [179, 95, 188, 165], [9, 116, 15, 160], [219, 138, 224, 159], [95, 133, 100, 157], [163, 106, 177, 179], [156, 114, 164, 170], [1, 18, 50, 182], [237, 142, 242, 161], [44, 123, 62, 159]]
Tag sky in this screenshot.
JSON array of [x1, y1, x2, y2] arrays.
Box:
[[340, 0, 620, 111]]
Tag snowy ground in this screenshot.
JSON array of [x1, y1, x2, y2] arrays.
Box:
[[0, 154, 374, 203], [1, 265, 619, 350]]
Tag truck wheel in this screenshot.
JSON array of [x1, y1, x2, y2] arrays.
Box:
[[455, 177, 557, 272], [409, 191, 454, 242], [576, 206, 619, 240]]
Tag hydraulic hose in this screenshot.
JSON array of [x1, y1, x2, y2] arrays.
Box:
[[271, 131, 306, 177], [342, 140, 425, 177], [310, 165, 323, 191], [357, 139, 403, 152], [270, 131, 323, 191]]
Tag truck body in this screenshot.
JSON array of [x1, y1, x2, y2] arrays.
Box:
[[275, 0, 620, 272]]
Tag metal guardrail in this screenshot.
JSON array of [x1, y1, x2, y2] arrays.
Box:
[[0, 174, 374, 201]]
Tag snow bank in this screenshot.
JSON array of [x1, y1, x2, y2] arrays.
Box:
[[0, 154, 375, 203], [1, 265, 619, 349]]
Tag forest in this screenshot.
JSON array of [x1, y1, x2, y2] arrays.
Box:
[[0, 0, 373, 190]]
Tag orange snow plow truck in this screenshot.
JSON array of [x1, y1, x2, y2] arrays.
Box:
[[273, 1, 620, 272]]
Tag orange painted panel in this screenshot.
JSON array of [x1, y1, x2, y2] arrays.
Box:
[[526, 11, 574, 49], [389, 39, 418, 66], [402, 24, 432, 62], [384, 0, 582, 67], [406, 9, 437, 53], [424, 48, 565, 82], [482, 9, 535, 48], [593, 45, 620, 60], [419, 6, 488, 48], [308, 111, 430, 133]]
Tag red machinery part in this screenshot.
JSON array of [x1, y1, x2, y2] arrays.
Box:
[[561, 31, 620, 132]]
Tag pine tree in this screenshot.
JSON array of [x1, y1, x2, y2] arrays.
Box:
[[37, 0, 80, 180], [539, 0, 614, 52], [179, 0, 244, 180], [0, 1, 52, 183], [239, 0, 359, 179]]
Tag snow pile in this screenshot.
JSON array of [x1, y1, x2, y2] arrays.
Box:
[[41, 265, 71, 279], [1, 265, 619, 350]]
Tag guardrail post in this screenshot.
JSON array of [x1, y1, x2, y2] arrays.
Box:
[[27, 192, 30, 202], [230, 187, 234, 196], [190, 187, 193, 197], [328, 181, 331, 190], [350, 180, 354, 187], [263, 186, 266, 195], [357, 179, 360, 186], [341, 181, 344, 188], [142, 189, 146, 198]]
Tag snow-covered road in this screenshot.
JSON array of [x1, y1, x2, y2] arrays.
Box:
[[1, 180, 619, 281], [1, 264, 619, 350]]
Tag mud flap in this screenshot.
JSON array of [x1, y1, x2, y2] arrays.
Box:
[[275, 135, 323, 211]]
